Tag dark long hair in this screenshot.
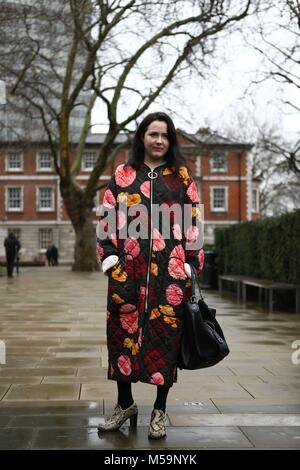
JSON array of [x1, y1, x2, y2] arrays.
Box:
[[126, 112, 188, 173]]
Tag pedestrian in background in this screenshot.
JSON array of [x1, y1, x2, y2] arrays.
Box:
[[4, 232, 21, 278]]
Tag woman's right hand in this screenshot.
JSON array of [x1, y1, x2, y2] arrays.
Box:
[[102, 255, 119, 276]]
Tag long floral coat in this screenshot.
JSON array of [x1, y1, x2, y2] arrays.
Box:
[[96, 162, 205, 387]]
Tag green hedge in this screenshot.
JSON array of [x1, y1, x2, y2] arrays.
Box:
[[214, 210, 300, 285]]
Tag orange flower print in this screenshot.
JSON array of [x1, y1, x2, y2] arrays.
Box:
[[151, 262, 158, 276], [159, 304, 175, 316], [163, 316, 178, 328], [112, 265, 127, 282], [112, 293, 125, 304], [124, 338, 139, 355], [149, 308, 160, 320], [192, 206, 202, 220], [127, 193, 141, 206], [117, 192, 128, 204], [115, 164, 136, 188], [178, 166, 189, 185]]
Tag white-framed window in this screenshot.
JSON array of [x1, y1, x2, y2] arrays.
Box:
[[82, 152, 97, 171], [6, 151, 23, 172], [210, 151, 228, 172], [210, 186, 228, 212], [252, 188, 259, 213], [5, 186, 24, 212], [37, 151, 52, 171], [37, 187, 55, 211], [39, 228, 53, 251]]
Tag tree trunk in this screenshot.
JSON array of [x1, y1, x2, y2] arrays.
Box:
[[60, 181, 99, 272], [72, 213, 99, 271]]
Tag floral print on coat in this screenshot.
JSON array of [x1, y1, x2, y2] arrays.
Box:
[[96, 162, 204, 387]]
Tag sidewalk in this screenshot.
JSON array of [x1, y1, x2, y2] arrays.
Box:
[[0, 266, 300, 449]]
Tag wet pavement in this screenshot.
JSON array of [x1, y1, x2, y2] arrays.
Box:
[[0, 266, 300, 449]]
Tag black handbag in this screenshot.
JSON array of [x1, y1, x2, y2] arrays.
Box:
[[178, 264, 230, 370]]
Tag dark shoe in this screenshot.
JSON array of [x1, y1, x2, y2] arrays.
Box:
[[148, 409, 167, 439], [97, 402, 138, 431]]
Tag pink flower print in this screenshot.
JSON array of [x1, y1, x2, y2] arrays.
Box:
[[120, 309, 138, 334], [138, 327, 143, 346], [103, 189, 116, 208], [168, 245, 186, 279], [111, 233, 118, 248], [198, 248, 205, 271], [152, 229, 165, 252], [166, 284, 184, 306], [117, 355, 132, 376], [187, 181, 199, 203], [117, 210, 126, 229], [124, 237, 140, 258], [96, 243, 104, 261], [186, 225, 199, 244], [168, 258, 186, 279], [120, 303, 137, 313], [139, 286, 146, 299], [115, 164, 136, 188], [172, 224, 182, 240], [170, 245, 185, 262], [140, 181, 150, 198], [150, 372, 164, 385]]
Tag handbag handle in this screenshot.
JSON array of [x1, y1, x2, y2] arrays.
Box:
[[189, 262, 204, 301]]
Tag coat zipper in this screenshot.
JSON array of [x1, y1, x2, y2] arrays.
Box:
[[143, 169, 158, 336]]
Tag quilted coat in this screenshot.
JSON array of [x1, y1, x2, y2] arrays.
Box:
[[96, 162, 205, 387]]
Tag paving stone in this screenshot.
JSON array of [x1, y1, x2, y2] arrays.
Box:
[[212, 399, 300, 414], [168, 413, 300, 426], [38, 357, 99, 368], [0, 428, 35, 449], [0, 401, 104, 415], [31, 425, 252, 449], [3, 384, 80, 401], [0, 385, 10, 400], [240, 426, 300, 448], [0, 415, 12, 427], [0, 368, 77, 377]]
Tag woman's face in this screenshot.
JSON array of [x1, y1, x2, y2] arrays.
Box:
[[143, 120, 170, 161]]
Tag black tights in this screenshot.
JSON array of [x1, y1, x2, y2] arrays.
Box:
[[117, 381, 169, 412]]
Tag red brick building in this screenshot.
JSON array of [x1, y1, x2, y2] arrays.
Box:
[[0, 128, 258, 263]]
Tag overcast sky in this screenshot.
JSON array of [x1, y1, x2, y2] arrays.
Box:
[[92, 3, 299, 144]]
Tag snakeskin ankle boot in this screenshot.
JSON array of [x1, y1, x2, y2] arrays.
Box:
[[148, 409, 167, 439], [97, 402, 138, 431]]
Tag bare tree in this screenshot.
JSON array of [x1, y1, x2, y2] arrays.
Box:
[[241, 0, 300, 173], [0, 0, 254, 270], [216, 109, 300, 216]]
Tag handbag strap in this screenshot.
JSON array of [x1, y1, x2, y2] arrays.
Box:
[[189, 263, 204, 301]]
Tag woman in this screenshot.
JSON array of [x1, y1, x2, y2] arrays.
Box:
[[96, 112, 205, 439]]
